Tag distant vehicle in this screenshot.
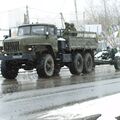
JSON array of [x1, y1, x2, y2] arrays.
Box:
[[0, 23, 99, 79]]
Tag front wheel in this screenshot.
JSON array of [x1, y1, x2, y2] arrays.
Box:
[[1, 60, 18, 79], [69, 53, 83, 75], [37, 54, 54, 77]]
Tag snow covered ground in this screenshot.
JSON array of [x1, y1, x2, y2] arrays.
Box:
[[36, 93, 120, 120]]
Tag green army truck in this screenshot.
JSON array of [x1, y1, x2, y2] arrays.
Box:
[[0, 23, 98, 79]]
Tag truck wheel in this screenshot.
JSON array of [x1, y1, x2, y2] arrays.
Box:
[[83, 52, 93, 73], [69, 53, 83, 75], [1, 60, 18, 79], [37, 54, 54, 77], [114, 56, 120, 70]]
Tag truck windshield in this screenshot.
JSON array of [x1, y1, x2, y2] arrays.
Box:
[[18, 26, 30, 36], [18, 26, 45, 36], [31, 26, 45, 35]]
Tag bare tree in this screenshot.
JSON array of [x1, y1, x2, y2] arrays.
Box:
[[85, 0, 120, 33]]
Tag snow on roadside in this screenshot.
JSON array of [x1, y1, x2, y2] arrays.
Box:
[[115, 51, 120, 57], [37, 93, 120, 120]]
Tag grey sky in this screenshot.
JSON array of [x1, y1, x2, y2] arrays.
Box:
[[0, 0, 100, 28]]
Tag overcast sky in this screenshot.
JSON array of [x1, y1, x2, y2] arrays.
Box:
[[0, 0, 100, 28]]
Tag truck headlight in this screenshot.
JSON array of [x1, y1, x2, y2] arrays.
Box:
[[4, 54, 7, 56], [28, 47, 32, 51]]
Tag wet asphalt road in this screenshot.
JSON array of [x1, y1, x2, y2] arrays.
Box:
[[0, 65, 120, 120], [0, 65, 120, 95]]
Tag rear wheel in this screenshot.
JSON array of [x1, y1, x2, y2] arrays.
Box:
[[83, 52, 93, 73], [1, 60, 18, 79], [37, 54, 54, 77], [69, 53, 83, 75], [114, 56, 120, 70]]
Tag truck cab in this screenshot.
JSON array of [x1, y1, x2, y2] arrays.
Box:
[[0, 24, 60, 79]]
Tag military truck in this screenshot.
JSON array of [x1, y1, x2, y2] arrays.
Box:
[[0, 23, 98, 79]]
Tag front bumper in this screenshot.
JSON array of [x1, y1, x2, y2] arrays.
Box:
[[0, 53, 34, 61]]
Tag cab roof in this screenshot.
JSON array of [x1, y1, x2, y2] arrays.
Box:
[[19, 23, 56, 28]]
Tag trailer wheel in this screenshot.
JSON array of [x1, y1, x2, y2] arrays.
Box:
[[83, 52, 93, 73], [1, 60, 18, 79], [69, 53, 83, 75], [37, 54, 54, 77], [114, 56, 120, 70]]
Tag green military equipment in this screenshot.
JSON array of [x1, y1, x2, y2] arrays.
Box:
[[63, 22, 71, 36], [0, 23, 98, 79], [70, 23, 76, 31]]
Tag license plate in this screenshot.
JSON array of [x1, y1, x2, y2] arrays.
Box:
[[13, 55, 22, 59]]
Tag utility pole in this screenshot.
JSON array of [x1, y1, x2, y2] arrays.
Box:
[[60, 12, 65, 29], [83, 12, 86, 24], [83, 11, 85, 30], [103, 0, 107, 31], [74, 0, 78, 27], [26, 5, 29, 24], [24, 5, 30, 24]]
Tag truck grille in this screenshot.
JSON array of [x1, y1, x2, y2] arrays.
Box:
[[4, 42, 19, 52]]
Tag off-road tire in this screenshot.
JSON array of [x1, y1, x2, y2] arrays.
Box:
[[69, 53, 83, 75], [114, 56, 120, 70], [37, 54, 54, 77], [83, 52, 93, 73], [1, 60, 18, 79]]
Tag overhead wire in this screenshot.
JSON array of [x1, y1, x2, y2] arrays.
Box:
[[0, 6, 25, 14]]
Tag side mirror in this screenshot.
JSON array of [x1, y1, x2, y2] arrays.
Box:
[[46, 31, 49, 35], [45, 32, 49, 39], [3, 35, 9, 39], [9, 29, 11, 37]]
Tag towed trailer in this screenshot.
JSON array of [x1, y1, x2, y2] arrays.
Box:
[[95, 49, 120, 70]]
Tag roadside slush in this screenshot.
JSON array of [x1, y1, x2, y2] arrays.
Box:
[[33, 93, 120, 120], [0, 77, 120, 120]]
